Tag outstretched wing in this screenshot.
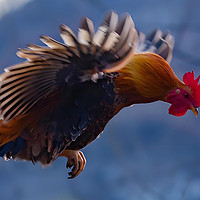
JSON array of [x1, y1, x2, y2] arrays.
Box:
[[0, 11, 138, 122], [136, 29, 174, 63]]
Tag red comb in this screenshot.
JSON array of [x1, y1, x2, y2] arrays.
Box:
[[183, 71, 200, 107]]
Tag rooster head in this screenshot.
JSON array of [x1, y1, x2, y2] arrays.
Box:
[[166, 71, 200, 117]]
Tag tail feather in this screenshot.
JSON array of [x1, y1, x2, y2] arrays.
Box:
[[136, 29, 174, 63]]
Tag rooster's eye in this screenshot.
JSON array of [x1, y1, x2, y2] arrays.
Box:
[[183, 93, 189, 98]]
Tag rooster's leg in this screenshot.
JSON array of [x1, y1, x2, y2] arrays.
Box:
[[58, 150, 86, 179]]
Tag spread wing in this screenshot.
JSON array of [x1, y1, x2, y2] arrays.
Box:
[[0, 11, 138, 122], [136, 29, 174, 63]]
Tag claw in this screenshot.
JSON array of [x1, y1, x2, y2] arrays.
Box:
[[66, 162, 73, 169], [66, 158, 74, 168], [59, 150, 86, 179]]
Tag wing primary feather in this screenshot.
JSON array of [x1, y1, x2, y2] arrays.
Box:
[[4, 61, 66, 73], [0, 70, 57, 86], [0, 73, 56, 96], [60, 24, 78, 46], [103, 11, 118, 32], [40, 35, 67, 50], [101, 31, 120, 52], [0, 78, 55, 106], [146, 29, 162, 44], [0, 70, 57, 101], [92, 11, 118, 49], [17, 49, 70, 62], [0, 11, 137, 121], [2, 83, 56, 121], [99, 13, 137, 73], [1, 67, 61, 81], [78, 17, 94, 44], [162, 31, 174, 47], [20, 47, 69, 59], [78, 17, 94, 54], [92, 25, 108, 47], [17, 83, 56, 116], [60, 24, 82, 57], [1, 81, 55, 114], [114, 13, 134, 51], [136, 29, 174, 63], [3, 62, 35, 73], [115, 27, 136, 58]]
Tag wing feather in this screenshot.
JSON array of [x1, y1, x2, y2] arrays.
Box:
[[40, 35, 66, 49], [0, 74, 55, 94], [79, 18, 94, 44], [0, 11, 137, 122], [136, 29, 174, 63]]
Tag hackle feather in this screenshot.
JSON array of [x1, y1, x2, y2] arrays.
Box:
[[116, 53, 183, 101]]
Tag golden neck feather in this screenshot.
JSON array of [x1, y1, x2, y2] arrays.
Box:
[[115, 53, 184, 104]]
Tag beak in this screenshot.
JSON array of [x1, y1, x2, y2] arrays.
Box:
[[190, 106, 198, 117]]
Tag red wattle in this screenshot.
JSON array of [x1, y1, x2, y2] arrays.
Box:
[[168, 104, 188, 117]]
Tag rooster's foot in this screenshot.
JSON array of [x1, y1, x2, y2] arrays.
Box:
[[59, 150, 86, 179]]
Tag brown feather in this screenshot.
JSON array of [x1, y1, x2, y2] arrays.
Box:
[[115, 53, 184, 102]]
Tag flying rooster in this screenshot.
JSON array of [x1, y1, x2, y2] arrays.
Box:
[[0, 11, 199, 179]]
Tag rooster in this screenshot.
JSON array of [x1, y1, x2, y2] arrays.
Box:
[[0, 11, 199, 179]]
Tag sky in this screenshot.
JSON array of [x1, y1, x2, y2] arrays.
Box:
[[0, 0, 32, 19], [0, 0, 200, 200]]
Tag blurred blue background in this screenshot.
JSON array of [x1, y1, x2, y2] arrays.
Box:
[[0, 0, 200, 199]]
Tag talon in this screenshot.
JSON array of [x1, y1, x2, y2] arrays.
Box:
[[66, 162, 73, 169], [58, 150, 86, 179], [66, 158, 74, 168]]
